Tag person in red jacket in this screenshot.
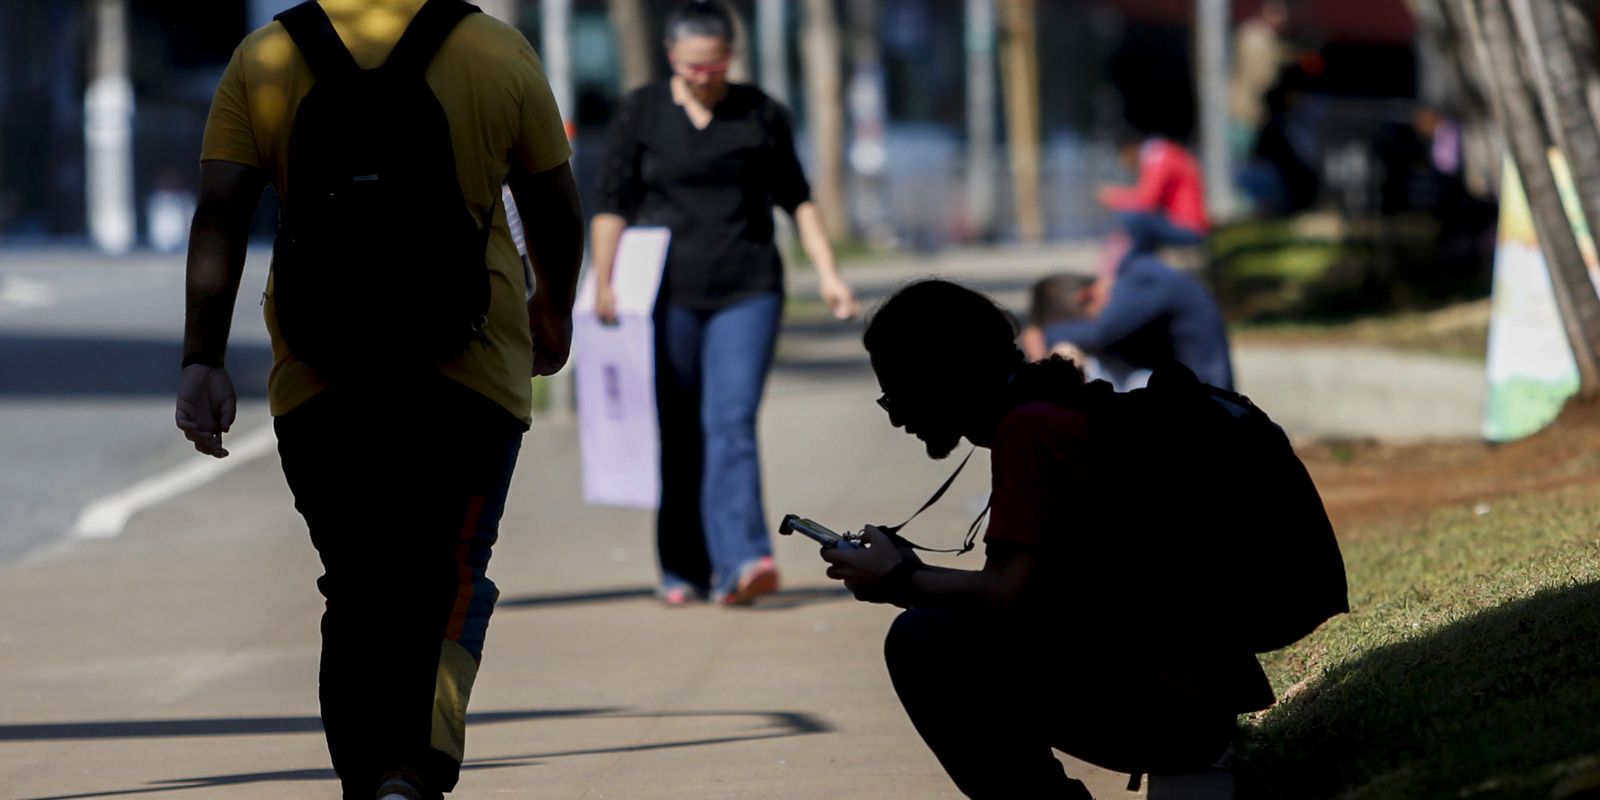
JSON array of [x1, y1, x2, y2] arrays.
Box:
[[1099, 133, 1211, 256]]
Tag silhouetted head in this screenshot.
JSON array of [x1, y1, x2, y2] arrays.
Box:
[[665, 1, 734, 102], [863, 280, 1027, 458]]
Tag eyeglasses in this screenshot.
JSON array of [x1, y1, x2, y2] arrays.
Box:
[[672, 59, 730, 77]]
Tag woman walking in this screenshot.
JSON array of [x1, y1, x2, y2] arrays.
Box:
[[592, 0, 857, 606]]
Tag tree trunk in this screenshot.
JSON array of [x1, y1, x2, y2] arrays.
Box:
[[801, 0, 848, 237], [727, 3, 753, 84], [1556, 1, 1600, 137], [1413, 0, 1503, 196], [608, 0, 655, 92], [1514, 0, 1600, 253], [1465, 0, 1600, 396], [998, 0, 1044, 244]]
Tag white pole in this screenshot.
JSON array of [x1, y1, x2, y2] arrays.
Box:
[[477, 0, 517, 26], [540, 0, 576, 416], [966, 0, 998, 241], [85, 0, 136, 255], [542, 0, 574, 143], [1197, 0, 1235, 220], [757, 0, 790, 107]]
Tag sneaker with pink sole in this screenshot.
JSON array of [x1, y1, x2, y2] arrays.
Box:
[[717, 556, 779, 606]]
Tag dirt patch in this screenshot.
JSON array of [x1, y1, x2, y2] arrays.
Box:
[[1302, 401, 1600, 535]]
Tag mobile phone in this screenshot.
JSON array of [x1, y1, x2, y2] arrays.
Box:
[[779, 514, 859, 549]]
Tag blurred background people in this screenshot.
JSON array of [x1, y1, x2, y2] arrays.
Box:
[[1022, 257, 1234, 392], [1239, 66, 1322, 217], [590, 0, 858, 607], [1229, 0, 1292, 162]]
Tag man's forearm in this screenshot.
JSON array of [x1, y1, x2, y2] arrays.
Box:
[[899, 566, 1016, 611], [182, 219, 250, 365], [183, 161, 264, 367]]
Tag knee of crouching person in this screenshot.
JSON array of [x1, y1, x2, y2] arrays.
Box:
[[884, 607, 948, 675]]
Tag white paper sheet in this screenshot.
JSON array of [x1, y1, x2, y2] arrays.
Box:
[[573, 228, 670, 508]]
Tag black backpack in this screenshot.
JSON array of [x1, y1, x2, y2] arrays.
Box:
[[271, 0, 492, 377], [1077, 364, 1350, 654]]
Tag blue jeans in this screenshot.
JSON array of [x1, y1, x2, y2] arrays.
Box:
[[1118, 211, 1205, 255], [654, 292, 783, 596]]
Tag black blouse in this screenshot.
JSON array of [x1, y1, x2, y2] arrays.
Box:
[[599, 82, 811, 310]]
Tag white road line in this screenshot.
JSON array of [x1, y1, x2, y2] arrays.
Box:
[[71, 426, 278, 540]]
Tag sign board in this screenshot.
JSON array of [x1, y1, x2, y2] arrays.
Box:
[[1484, 152, 1600, 441], [572, 228, 671, 507]]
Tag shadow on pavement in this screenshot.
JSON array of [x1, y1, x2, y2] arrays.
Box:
[[0, 708, 615, 742], [496, 585, 853, 611], [15, 709, 831, 800], [0, 334, 273, 399]]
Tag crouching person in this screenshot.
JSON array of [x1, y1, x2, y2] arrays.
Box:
[[821, 279, 1304, 799]]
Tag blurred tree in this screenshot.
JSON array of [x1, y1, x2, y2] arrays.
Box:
[[756, 0, 790, 106], [801, 0, 847, 237], [998, 0, 1043, 244], [608, 0, 655, 92], [1460, 0, 1600, 397], [1409, 0, 1501, 197], [1512, 0, 1600, 252]]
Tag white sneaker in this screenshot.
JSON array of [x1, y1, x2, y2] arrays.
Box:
[[375, 777, 422, 800]]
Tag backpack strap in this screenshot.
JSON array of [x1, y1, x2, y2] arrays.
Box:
[[275, 2, 361, 79], [384, 0, 481, 78]]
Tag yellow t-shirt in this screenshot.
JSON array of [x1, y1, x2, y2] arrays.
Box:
[[200, 0, 571, 426]]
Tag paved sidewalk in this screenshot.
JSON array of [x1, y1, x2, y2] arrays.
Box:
[[0, 243, 1483, 799], [0, 364, 1141, 799]]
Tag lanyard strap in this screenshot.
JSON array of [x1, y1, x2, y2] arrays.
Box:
[[881, 448, 990, 555]]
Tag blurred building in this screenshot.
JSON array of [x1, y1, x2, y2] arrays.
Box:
[[0, 0, 1424, 249]]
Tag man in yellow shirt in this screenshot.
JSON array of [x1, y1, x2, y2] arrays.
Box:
[[173, 1, 582, 798]]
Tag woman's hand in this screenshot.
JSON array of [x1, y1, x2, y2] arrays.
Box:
[[819, 274, 859, 320], [596, 284, 620, 326]]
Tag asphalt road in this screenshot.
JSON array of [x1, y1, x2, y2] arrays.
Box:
[[0, 247, 276, 566]]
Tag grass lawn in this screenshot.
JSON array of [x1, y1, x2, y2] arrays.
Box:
[[1237, 482, 1600, 799]]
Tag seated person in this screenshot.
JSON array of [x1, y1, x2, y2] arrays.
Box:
[[820, 279, 1274, 799], [1021, 258, 1235, 391]]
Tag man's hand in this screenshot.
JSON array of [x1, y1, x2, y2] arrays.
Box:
[[529, 291, 574, 377], [821, 526, 920, 603], [175, 364, 237, 458]]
